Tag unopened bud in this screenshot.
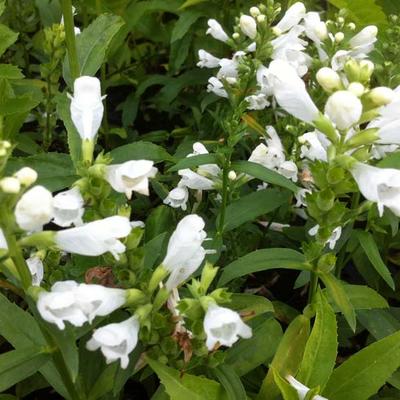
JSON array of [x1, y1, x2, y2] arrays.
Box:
[[226, 77, 237, 85], [337, 17, 344, 24], [348, 22, 356, 30], [359, 60, 374, 81], [272, 26, 282, 36], [316, 67, 341, 91], [240, 15, 257, 39], [250, 6, 260, 17], [348, 82, 364, 97], [0, 177, 21, 193], [232, 32, 240, 39], [335, 32, 344, 42], [315, 22, 328, 40], [344, 59, 361, 82], [368, 87, 394, 106], [257, 14, 266, 23], [14, 167, 38, 186], [228, 170, 237, 180]]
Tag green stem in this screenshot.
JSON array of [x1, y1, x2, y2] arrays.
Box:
[[308, 272, 319, 304], [61, 0, 80, 82], [0, 208, 32, 290], [217, 154, 231, 236]]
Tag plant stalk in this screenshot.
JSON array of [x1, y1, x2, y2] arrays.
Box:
[[60, 0, 80, 82]]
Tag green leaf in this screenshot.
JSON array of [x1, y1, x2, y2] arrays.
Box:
[[323, 330, 400, 399], [355, 230, 395, 290], [0, 346, 50, 392], [229, 293, 274, 319], [0, 24, 18, 57], [34, 0, 62, 26], [319, 273, 356, 332], [357, 309, 400, 340], [221, 189, 290, 232], [110, 141, 174, 164], [171, 11, 202, 42], [257, 315, 310, 400], [63, 14, 125, 86], [6, 153, 77, 192], [168, 153, 218, 172], [179, 0, 209, 9], [218, 248, 308, 286], [145, 205, 174, 243], [212, 365, 247, 400], [147, 358, 227, 400], [88, 363, 118, 400], [0, 93, 42, 116], [55, 92, 82, 167], [327, 0, 387, 26], [297, 290, 338, 390], [0, 64, 24, 79], [325, 284, 388, 311], [231, 161, 299, 192], [224, 317, 283, 377], [377, 151, 400, 168]]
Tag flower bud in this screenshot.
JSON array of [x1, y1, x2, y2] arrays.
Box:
[[0, 177, 20, 193], [337, 17, 344, 24], [325, 90, 362, 130], [316, 67, 341, 91], [228, 170, 237, 180], [272, 26, 282, 36], [348, 22, 356, 30], [14, 167, 38, 186], [368, 87, 395, 106], [250, 6, 260, 17], [348, 82, 364, 97], [344, 59, 361, 82], [359, 60, 374, 81], [240, 15, 257, 39], [315, 22, 328, 40], [335, 32, 344, 42], [257, 14, 266, 23], [232, 32, 240, 39]]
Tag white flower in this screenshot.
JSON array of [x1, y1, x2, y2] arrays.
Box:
[[14, 167, 37, 186], [189, 142, 221, 177], [15, 185, 53, 232], [303, 12, 328, 43], [206, 19, 229, 42], [203, 304, 252, 350], [197, 50, 221, 68], [53, 187, 84, 227], [256, 65, 273, 96], [245, 94, 270, 110], [207, 77, 228, 98], [308, 225, 342, 249], [275, 2, 306, 33], [349, 25, 378, 56], [299, 131, 328, 161], [268, 60, 319, 123], [316, 67, 341, 92], [0, 229, 7, 249], [37, 281, 126, 330], [325, 91, 362, 130], [37, 281, 87, 330], [55, 216, 132, 259], [162, 215, 208, 290], [295, 188, 311, 207], [26, 256, 44, 286], [287, 376, 328, 400], [240, 15, 257, 39], [278, 161, 298, 182], [74, 283, 127, 323], [163, 185, 189, 210], [368, 97, 400, 144], [69, 76, 105, 140], [331, 50, 351, 71], [350, 163, 400, 216], [178, 169, 215, 190], [106, 160, 157, 198], [86, 316, 139, 369]]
